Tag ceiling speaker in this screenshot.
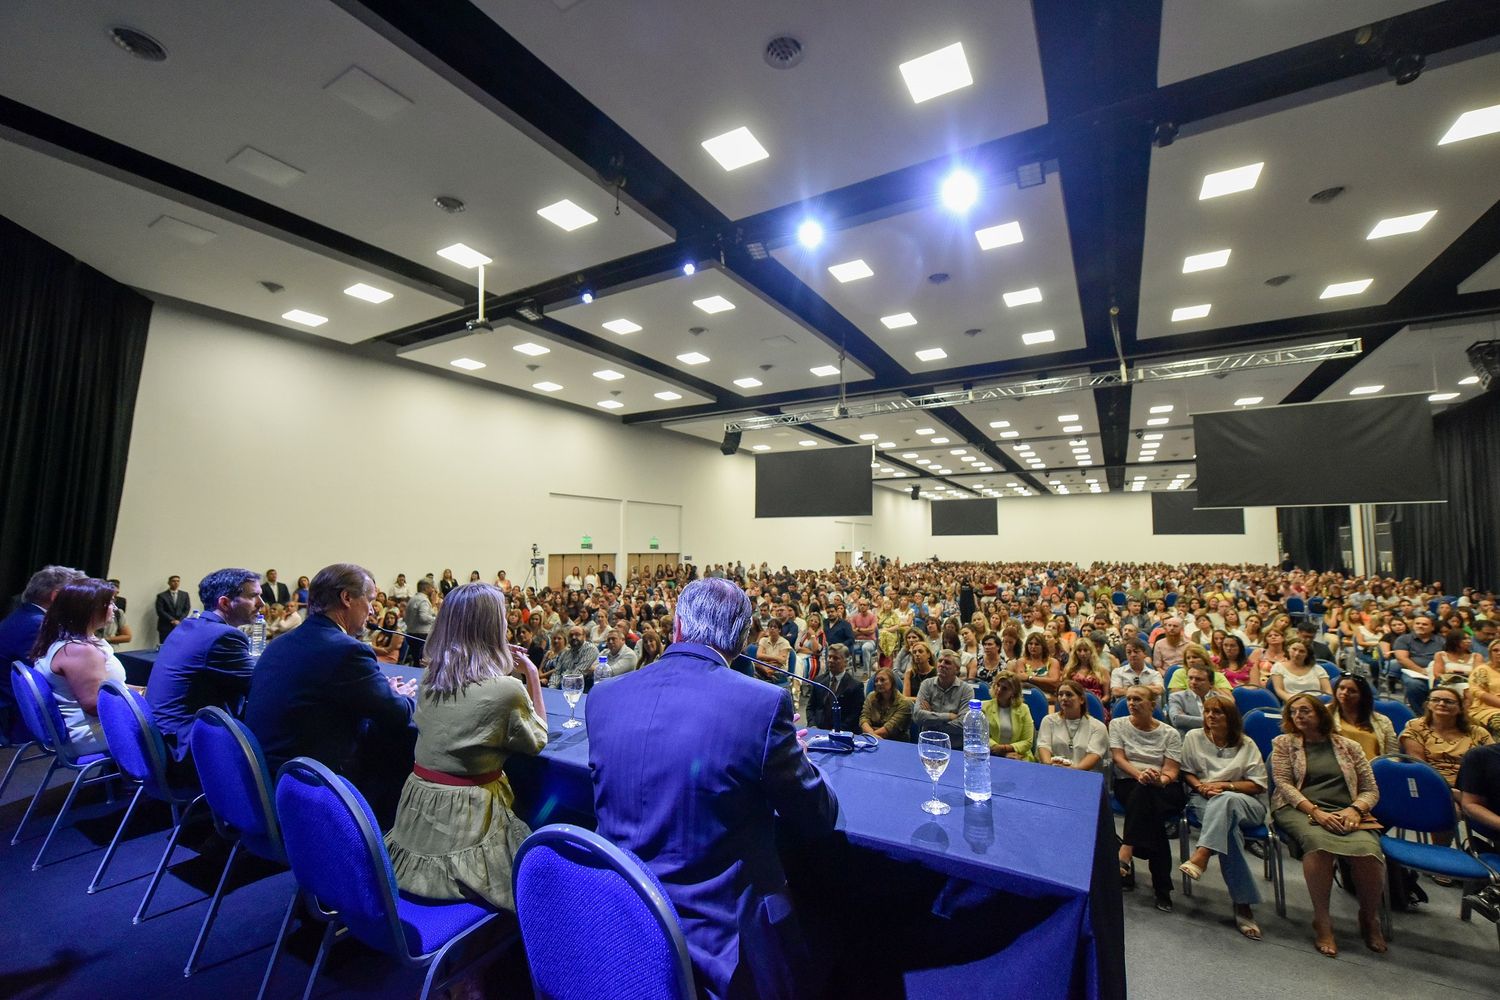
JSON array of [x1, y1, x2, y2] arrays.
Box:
[[720, 429, 742, 456]]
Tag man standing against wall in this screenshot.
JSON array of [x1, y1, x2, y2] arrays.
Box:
[[156, 575, 191, 643], [404, 578, 437, 665]]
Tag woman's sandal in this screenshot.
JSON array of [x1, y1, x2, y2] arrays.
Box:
[[1178, 860, 1204, 881], [1312, 921, 1338, 957], [1234, 910, 1262, 941]]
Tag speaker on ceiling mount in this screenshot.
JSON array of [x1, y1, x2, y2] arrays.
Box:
[[910, 485, 920, 500], [720, 429, 742, 455]]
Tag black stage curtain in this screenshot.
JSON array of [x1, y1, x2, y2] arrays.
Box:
[[1381, 390, 1500, 590], [0, 216, 153, 601], [1277, 505, 1349, 574]]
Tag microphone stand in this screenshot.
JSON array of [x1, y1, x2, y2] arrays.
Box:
[[741, 653, 857, 752]]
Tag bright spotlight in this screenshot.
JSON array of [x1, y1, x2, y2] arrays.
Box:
[[940, 169, 979, 212], [796, 219, 824, 249], [682, 262, 696, 277], [580, 290, 594, 304]]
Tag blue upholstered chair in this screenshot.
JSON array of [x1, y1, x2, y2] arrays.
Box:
[[1317, 660, 1342, 686], [1163, 665, 1181, 690], [513, 824, 695, 1000], [8, 663, 117, 870], [1240, 707, 1292, 915], [272, 757, 515, 1000], [1374, 698, 1415, 733], [183, 707, 287, 981], [91, 681, 207, 924], [1023, 687, 1048, 729], [1285, 596, 1307, 624], [1231, 686, 1279, 716], [0, 662, 55, 801], [1085, 691, 1106, 722], [973, 682, 991, 703]]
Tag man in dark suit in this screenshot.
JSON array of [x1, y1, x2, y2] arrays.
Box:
[[146, 568, 263, 764], [807, 643, 864, 733], [0, 565, 84, 740], [597, 562, 618, 591], [259, 568, 290, 608], [155, 576, 191, 643], [588, 578, 839, 1000], [245, 562, 416, 826]]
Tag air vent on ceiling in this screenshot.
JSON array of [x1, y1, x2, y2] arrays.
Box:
[[110, 26, 167, 62], [1264, 274, 1293, 287], [434, 195, 465, 214], [964, 328, 982, 337], [927, 272, 950, 284], [1308, 186, 1345, 204], [764, 36, 805, 69]]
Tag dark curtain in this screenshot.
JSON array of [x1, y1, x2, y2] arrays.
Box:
[[0, 216, 153, 601], [1381, 389, 1500, 591], [1277, 506, 1349, 574]]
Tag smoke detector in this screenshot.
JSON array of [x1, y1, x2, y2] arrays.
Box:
[[764, 36, 805, 70]]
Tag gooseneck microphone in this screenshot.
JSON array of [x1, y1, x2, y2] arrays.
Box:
[[740, 653, 858, 752]]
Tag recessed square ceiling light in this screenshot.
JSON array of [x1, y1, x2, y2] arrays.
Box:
[[701, 126, 769, 171], [916, 428, 935, 435], [1002, 287, 1043, 307], [1320, 278, 1373, 299], [1348, 384, 1384, 395], [1171, 304, 1211, 322], [436, 243, 491, 268], [513, 342, 550, 356], [974, 221, 1024, 251], [931, 437, 951, 445], [593, 369, 625, 381], [733, 377, 763, 388], [1439, 104, 1500, 145], [752, 444, 771, 451], [988, 420, 1010, 429], [603, 319, 642, 335], [1182, 249, 1231, 273], [1234, 396, 1263, 406], [654, 390, 682, 401], [1062, 424, 1083, 433], [692, 295, 735, 314], [344, 282, 393, 303], [1367, 210, 1436, 240], [536, 199, 598, 231], [881, 312, 918, 329], [1428, 392, 1460, 402], [1147, 417, 1169, 426], [828, 259, 874, 282], [531, 381, 563, 392], [798, 439, 818, 447], [1199, 162, 1263, 200], [898, 41, 973, 104], [449, 357, 485, 371], [597, 399, 625, 410], [1149, 404, 1174, 414], [1459, 376, 1481, 385], [677, 352, 710, 365], [915, 347, 947, 362], [281, 309, 327, 327], [810, 364, 840, 377], [1021, 329, 1055, 346], [1000, 430, 1019, 438]]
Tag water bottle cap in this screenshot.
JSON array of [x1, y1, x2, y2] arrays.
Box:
[[969, 699, 982, 708]]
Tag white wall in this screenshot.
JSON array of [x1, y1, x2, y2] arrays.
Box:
[[108, 305, 1275, 630]]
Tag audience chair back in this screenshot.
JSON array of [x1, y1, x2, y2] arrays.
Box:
[[1085, 691, 1106, 722], [1370, 755, 1462, 836], [1241, 708, 1282, 762], [513, 824, 695, 1000], [1023, 687, 1048, 729], [1375, 698, 1415, 733], [973, 682, 991, 703], [1232, 686, 1279, 716], [1317, 661, 1342, 686], [0, 663, 51, 801], [190, 707, 284, 863]]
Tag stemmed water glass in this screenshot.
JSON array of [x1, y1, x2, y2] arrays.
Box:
[[561, 671, 584, 729], [918, 731, 951, 815]]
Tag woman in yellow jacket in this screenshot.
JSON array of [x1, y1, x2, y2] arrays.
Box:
[[983, 669, 1035, 761]]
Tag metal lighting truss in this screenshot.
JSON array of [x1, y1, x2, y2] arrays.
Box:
[[724, 338, 1361, 433]]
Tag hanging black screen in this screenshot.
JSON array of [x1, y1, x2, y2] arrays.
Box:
[[930, 498, 998, 536], [1151, 491, 1245, 534], [754, 444, 873, 517], [1193, 395, 1441, 507]]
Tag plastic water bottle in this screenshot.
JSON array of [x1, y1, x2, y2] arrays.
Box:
[[962, 699, 991, 802], [595, 652, 611, 684], [248, 613, 267, 658]]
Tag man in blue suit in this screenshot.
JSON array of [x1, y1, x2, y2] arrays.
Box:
[[146, 568, 263, 764], [245, 562, 416, 826], [0, 565, 84, 741], [588, 578, 839, 1000]]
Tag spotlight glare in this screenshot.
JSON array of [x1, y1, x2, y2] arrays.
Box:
[[796, 220, 824, 249], [580, 290, 594, 304], [939, 169, 979, 213], [682, 262, 697, 277]]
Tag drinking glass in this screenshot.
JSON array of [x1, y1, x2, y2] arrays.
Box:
[[918, 731, 951, 815], [561, 671, 584, 729]]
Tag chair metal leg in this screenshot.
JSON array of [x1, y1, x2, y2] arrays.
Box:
[[10, 757, 60, 845], [183, 840, 241, 976], [1272, 837, 1287, 918], [31, 760, 106, 870], [133, 795, 205, 924], [255, 891, 299, 1000], [300, 922, 338, 1000], [1179, 819, 1193, 897], [88, 786, 145, 893], [0, 741, 42, 800]]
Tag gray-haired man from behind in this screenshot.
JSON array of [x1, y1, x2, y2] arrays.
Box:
[[0, 565, 85, 740]]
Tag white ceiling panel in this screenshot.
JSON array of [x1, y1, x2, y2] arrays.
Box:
[[949, 384, 1103, 441], [773, 179, 1086, 372], [483, 0, 1049, 219], [1315, 317, 1499, 406], [1459, 251, 1500, 294], [1139, 51, 1500, 338], [660, 414, 855, 455]]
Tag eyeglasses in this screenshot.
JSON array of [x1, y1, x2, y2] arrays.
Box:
[[1428, 697, 1461, 706]]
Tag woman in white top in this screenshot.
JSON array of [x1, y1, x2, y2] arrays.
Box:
[[30, 579, 128, 754], [1269, 639, 1332, 702], [583, 565, 600, 591], [1178, 691, 1269, 940], [390, 574, 412, 600], [1432, 631, 1481, 688], [1037, 680, 1108, 772], [1109, 685, 1186, 911]]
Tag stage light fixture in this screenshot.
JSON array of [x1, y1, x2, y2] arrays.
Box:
[[940, 169, 979, 213], [797, 220, 824, 248], [580, 290, 594, 304], [682, 262, 697, 277]]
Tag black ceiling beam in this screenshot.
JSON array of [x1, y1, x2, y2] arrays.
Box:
[[914, 400, 1047, 494]]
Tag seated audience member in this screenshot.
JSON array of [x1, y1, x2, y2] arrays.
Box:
[[1269, 639, 1332, 702], [1295, 621, 1336, 664], [538, 631, 567, 687], [1168, 663, 1217, 734], [1062, 637, 1110, 707], [245, 563, 418, 826], [384, 583, 548, 912], [795, 611, 828, 680], [1151, 617, 1189, 675], [1271, 693, 1386, 956], [1432, 629, 1482, 687], [902, 641, 938, 699], [876, 598, 902, 665], [147, 568, 262, 763], [1330, 676, 1399, 761], [823, 603, 857, 667], [1016, 632, 1061, 695], [848, 599, 878, 672], [860, 667, 913, 741], [1218, 635, 1254, 688], [973, 632, 1005, 683], [598, 628, 638, 682], [1394, 613, 1444, 711], [982, 669, 1034, 761], [1110, 640, 1164, 699], [30, 579, 128, 755], [1468, 639, 1500, 738], [637, 629, 664, 669], [1110, 685, 1184, 911], [371, 610, 405, 664], [1249, 628, 1290, 681], [550, 624, 601, 690], [0, 565, 84, 740], [1399, 686, 1493, 799], [808, 644, 863, 731], [913, 649, 975, 744], [98, 594, 134, 647], [755, 621, 793, 685], [1178, 692, 1269, 940], [1036, 679, 1108, 770], [390, 573, 412, 601], [1458, 738, 1500, 922], [517, 624, 547, 670], [1166, 644, 1231, 691]]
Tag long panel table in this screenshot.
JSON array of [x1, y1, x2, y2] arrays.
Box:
[[384, 666, 1125, 1000]]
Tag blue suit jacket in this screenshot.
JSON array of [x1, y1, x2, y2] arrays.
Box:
[[0, 603, 45, 739], [244, 614, 414, 776], [146, 611, 255, 760], [587, 642, 839, 1000]]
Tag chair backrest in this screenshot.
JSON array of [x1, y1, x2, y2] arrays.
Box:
[[1370, 755, 1459, 835], [1286, 597, 1306, 614], [96, 681, 177, 798], [1023, 687, 1048, 729], [1164, 593, 1178, 607], [274, 757, 406, 957], [1241, 708, 1282, 761], [1111, 592, 1126, 607], [1085, 691, 1106, 721], [11, 662, 63, 753], [1232, 686, 1280, 716], [973, 681, 991, 703], [513, 825, 695, 1000], [1318, 660, 1342, 686], [1163, 665, 1181, 690], [1374, 699, 1415, 733], [190, 707, 283, 863]]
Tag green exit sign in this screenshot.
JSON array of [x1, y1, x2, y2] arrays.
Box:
[[649, 536, 660, 550], [580, 534, 593, 550]]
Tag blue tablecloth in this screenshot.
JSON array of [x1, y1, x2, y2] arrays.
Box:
[[382, 668, 1124, 1000], [115, 648, 158, 686]]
